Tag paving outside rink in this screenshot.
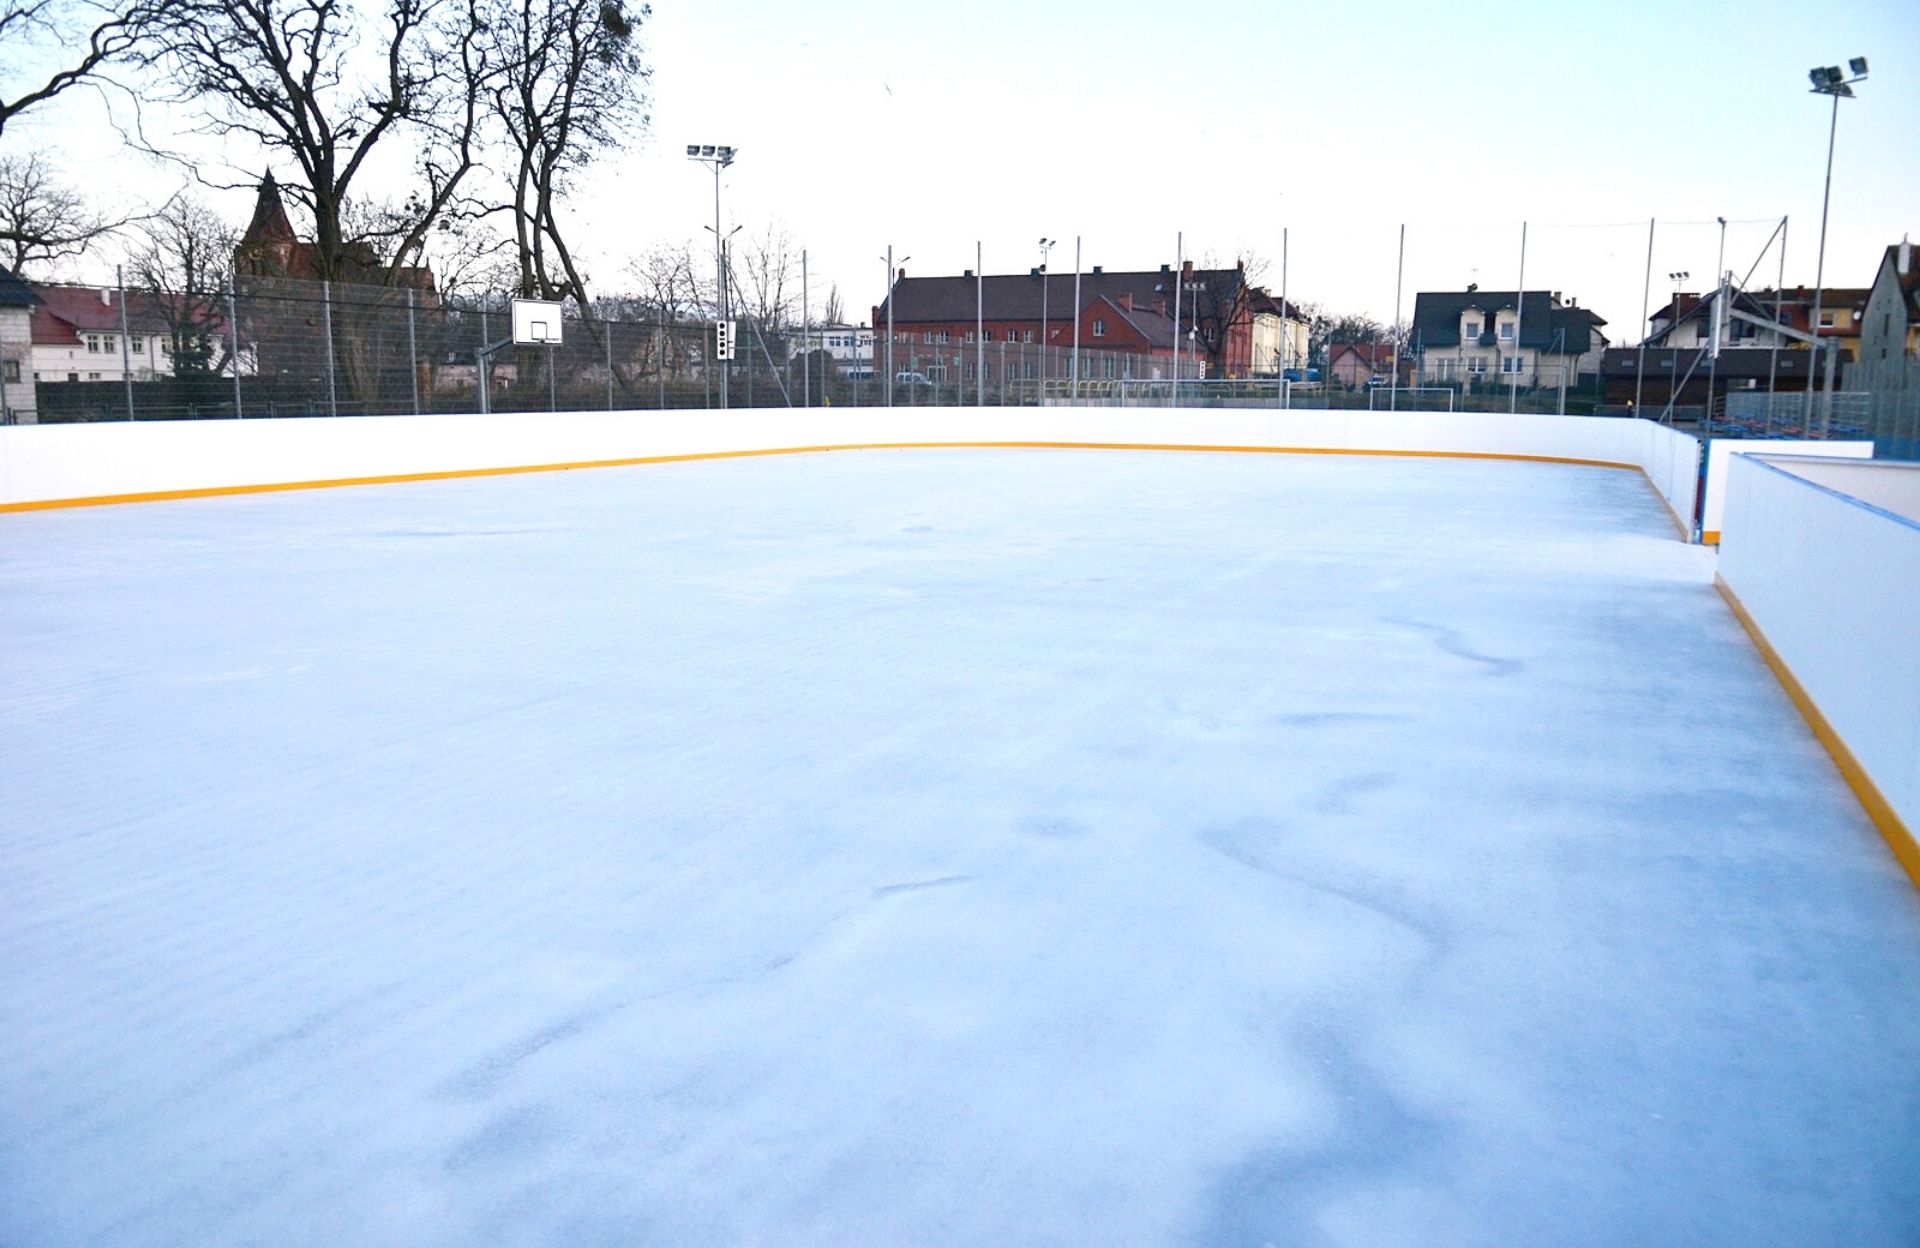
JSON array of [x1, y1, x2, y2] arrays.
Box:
[[3, 446, 1918, 1247]]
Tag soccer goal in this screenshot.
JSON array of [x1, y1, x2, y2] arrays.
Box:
[[1368, 386, 1456, 412]]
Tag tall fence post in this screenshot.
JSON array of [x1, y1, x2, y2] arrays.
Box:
[[406, 288, 421, 416], [116, 265, 135, 421], [227, 274, 243, 419], [605, 320, 614, 411], [322, 279, 338, 417]]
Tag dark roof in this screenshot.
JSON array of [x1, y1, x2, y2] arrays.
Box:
[[1410, 290, 1606, 354], [1598, 347, 1824, 379], [1093, 295, 1180, 350], [878, 266, 1247, 324], [0, 266, 41, 308], [28, 283, 228, 345], [242, 174, 298, 248]]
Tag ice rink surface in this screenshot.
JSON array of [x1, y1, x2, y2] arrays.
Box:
[[4, 448, 1919, 1247]]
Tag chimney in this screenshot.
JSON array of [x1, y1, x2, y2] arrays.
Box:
[[1154, 298, 1167, 316], [100, 288, 112, 306], [1901, 235, 1912, 276], [1092, 265, 1103, 275], [897, 268, 905, 281], [1180, 260, 1194, 278], [1030, 267, 1041, 277], [1120, 292, 1133, 312], [1160, 263, 1171, 274], [963, 269, 974, 279]]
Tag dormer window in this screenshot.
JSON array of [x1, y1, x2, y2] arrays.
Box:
[[1499, 320, 1515, 341], [1092, 318, 1106, 337], [1463, 319, 1481, 338]]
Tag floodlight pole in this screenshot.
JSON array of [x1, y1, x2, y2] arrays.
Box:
[[1635, 218, 1654, 417], [1280, 226, 1290, 409], [1171, 231, 1183, 407], [1806, 60, 1865, 435], [1509, 221, 1526, 414], [1390, 223, 1404, 412], [687, 144, 736, 408], [1038, 238, 1054, 394]]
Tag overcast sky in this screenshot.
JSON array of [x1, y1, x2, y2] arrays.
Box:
[[11, 0, 1919, 342]]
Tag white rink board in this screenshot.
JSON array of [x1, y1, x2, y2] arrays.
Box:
[[1700, 437, 1872, 539], [0, 407, 1701, 533], [1718, 453, 1920, 838]]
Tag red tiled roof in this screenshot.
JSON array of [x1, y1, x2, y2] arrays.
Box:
[[29, 284, 227, 346]]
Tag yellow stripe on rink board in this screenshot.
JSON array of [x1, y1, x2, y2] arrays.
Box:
[[0, 439, 1653, 514], [1716, 574, 1920, 892]]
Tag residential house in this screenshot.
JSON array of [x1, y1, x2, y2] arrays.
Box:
[[1, 266, 38, 423], [874, 260, 1290, 380], [1408, 290, 1609, 389], [1645, 289, 1797, 351], [1325, 342, 1409, 388], [27, 283, 249, 385], [1250, 293, 1311, 376], [1852, 239, 1920, 391]]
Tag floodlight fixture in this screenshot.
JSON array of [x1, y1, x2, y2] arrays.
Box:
[[685, 144, 698, 156], [1849, 56, 1868, 77]]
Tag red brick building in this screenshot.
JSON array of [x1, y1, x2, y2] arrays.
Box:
[[874, 260, 1271, 377]]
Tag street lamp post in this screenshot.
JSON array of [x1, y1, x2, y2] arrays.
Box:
[[1037, 238, 1055, 389], [1806, 57, 1867, 436], [686, 143, 737, 407], [1668, 271, 1689, 417]]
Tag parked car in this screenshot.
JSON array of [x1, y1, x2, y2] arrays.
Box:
[[895, 371, 933, 388]]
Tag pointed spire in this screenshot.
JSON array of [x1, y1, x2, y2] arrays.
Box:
[[242, 173, 297, 248]]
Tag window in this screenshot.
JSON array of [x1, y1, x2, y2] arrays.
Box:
[[1502, 355, 1525, 374], [1024, 330, 1035, 343], [1818, 311, 1835, 328], [88, 372, 102, 380], [922, 331, 934, 344], [1092, 318, 1106, 337], [981, 329, 992, 342], [1463, 320, 1480, 338], [1498, 321, 1515, 340], [131, 336, 145, 353], [965, 331, 975, 343], [1466, 357, 1486, 374], [2, 359, 18, 383], [68, 372, 79, 381], [86, 333, 109, 354], [936, 330, 951, 344]]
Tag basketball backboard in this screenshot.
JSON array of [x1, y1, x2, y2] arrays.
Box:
[[511, 298, 564, 346]]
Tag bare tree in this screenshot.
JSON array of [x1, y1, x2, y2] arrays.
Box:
[[735, 224, 797, 335], [627, 242, 701, 325], [1180, 254, 1271, 379], [0, 150, 136, 275], [479, 0, 649, 311], [130, 0, 492, 284], [124, 194, 237, 376], [0, 0, 158, 138], [820, 282, 844, 327]]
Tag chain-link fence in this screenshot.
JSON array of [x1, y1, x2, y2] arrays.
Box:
[[9, 273, 1916, 448]]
